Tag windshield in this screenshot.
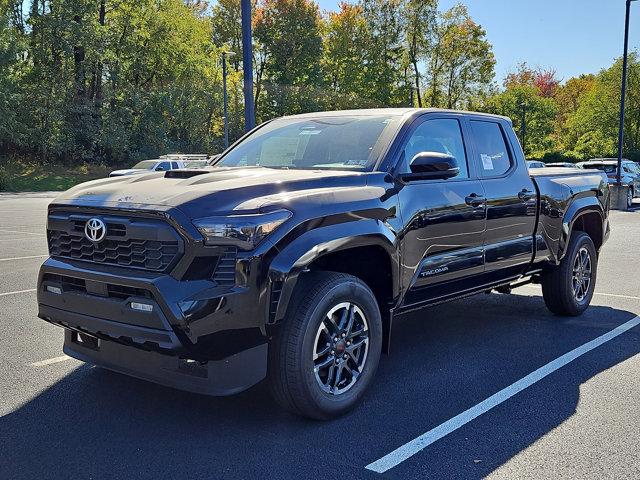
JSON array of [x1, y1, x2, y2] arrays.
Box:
[[132, 160, 158, 169], [215, 115, 399, 171]]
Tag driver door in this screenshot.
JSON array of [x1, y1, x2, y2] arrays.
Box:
[[396, 115, 487, 308]]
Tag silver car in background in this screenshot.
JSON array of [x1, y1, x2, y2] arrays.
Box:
[[578, 158, 640, 208]]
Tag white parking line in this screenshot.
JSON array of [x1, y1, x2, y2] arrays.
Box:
[[366, 315, 640, 474], [0, 229, 46, 236], [521, 285, 640, 302], [30, 355, 71, 367], [0, 255, 48, 262], [594, 292, 640, 301], [0, 288, 37, 297]]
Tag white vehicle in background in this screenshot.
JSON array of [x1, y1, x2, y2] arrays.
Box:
[[546, 162, 578, 168], [109, 154, 214, 177], [526, 160, 546, 169]]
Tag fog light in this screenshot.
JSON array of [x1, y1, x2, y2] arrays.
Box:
[[130, 302, 153, 312], [46, 285, 62, 295]]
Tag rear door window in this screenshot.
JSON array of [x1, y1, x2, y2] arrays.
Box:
[[471, 121, 513, 177]]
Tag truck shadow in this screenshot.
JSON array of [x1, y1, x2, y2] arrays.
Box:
[[1, 294, 638, 480]]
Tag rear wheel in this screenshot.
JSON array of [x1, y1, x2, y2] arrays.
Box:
[[268, 272, 382, 420], [541, 232, 597, 316]]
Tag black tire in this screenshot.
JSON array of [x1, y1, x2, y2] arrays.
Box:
[[268, 271, 382, 420], [541, 232, 597, 316], [628, 187, 634, 209]]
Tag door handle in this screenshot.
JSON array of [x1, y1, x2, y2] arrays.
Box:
[[518, 189, 535, 201], [465, 193, 486, 207]]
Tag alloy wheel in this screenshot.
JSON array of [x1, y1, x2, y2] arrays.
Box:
[[312, 302, 369, 395], [572, 246, 592, 302]]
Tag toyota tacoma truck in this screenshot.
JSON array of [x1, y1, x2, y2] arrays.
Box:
[[38, 108, 610, 419]]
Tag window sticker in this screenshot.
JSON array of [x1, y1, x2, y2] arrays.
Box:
[[481, 153, 494, 170]]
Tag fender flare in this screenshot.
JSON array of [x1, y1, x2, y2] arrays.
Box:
[[559, 196, 605, 261], [266, 219, 399, 325]]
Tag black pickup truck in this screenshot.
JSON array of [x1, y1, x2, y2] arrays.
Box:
[[38, 109, 610, 419]]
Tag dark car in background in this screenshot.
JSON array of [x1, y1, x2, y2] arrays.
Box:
[[578, 158, 640, 208]]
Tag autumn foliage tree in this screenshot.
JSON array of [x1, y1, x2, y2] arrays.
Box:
[[254, 0, 323, 118], [1, 0, 635, 167]]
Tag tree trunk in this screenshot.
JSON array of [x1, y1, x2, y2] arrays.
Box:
[[412, 59, 422, 107], [94, 0, 106, 107]]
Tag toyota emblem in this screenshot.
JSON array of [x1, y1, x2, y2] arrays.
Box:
[[85, 218, 107, 242]]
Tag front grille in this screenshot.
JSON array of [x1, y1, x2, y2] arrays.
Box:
[[47, 211, 183, 272], [48, 231, 179, 271]]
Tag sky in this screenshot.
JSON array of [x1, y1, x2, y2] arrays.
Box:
[[316, 0, 640, 83]]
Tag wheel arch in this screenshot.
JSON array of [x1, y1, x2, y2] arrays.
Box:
[[266, 220, 399, 327], [560, 197, 605, 260]]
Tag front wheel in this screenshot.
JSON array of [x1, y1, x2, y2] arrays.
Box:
[[541, 232, 597, 316], [268, 272, 382, 420]]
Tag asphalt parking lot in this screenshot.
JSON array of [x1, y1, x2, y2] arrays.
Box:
[[1, 193, 639, 480]]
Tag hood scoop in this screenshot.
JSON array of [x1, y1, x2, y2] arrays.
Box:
[[164, 169, 210, 179]]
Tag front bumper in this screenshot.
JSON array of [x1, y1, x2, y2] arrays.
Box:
[[63, 330, 267, 396], [37, 254, 272, 395]]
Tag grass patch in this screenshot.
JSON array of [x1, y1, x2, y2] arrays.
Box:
[[0, 159, 120, 192]]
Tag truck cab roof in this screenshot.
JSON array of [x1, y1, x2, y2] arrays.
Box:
[[284, 108, 511, 123]]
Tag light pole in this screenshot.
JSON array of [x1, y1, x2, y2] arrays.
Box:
[[221, 50, 235, 149], [241, 0, 255, 132], [616, 0, 638, 185]]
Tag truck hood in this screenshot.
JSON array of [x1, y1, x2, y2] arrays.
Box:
[[54, 167, 369, 219]]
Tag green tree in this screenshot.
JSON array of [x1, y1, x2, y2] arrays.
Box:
[[485, 84, 557, 157], [425, 4, 495, 109], [0, 1, 27, 152], [254, 0, 324, 118], [403, 0, 437, 107], [359, 0, 406, 106], [211, 0, 243, 71], [0, 0, 229, 163], [321, 2, 372, 108], [562, 55, 640, 161]]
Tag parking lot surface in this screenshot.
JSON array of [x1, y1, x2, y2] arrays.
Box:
[[1, 193, 639, 480]]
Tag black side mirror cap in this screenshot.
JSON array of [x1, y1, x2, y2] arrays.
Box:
[[404, 152, 459, 181]]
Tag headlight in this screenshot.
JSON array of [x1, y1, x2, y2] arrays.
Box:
[[193, 210, 292, 250]]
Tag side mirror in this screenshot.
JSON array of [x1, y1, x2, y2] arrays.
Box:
[[155, 166, 166, 171], [405, 152, 459, 180]]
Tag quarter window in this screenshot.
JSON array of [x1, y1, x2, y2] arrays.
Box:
[[471, 121, 512, 177], [399, 118, 469, 179]]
